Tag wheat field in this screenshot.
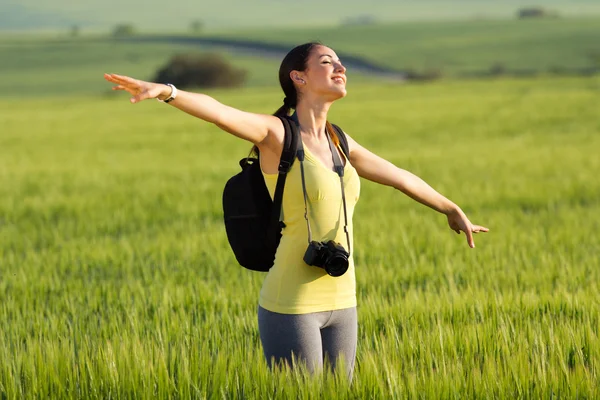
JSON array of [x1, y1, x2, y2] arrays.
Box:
[[1, 76, 599, 398]]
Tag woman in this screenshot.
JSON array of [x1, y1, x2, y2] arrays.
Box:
[[104, 42, 488, 381]]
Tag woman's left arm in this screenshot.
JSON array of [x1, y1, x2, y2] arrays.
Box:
[[346, 134, 489, 248]]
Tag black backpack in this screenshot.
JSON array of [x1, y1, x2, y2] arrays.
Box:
[[222, 115, 350, 272]]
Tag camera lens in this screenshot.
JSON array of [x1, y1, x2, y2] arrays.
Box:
[[325, 254, 349, 277]]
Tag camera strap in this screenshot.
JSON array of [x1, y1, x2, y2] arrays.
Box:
[[294, 119, 351, 256], [326, 127, 352, 257]]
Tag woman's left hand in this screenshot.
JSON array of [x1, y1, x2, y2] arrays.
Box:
[[446, 209, 489, 248]]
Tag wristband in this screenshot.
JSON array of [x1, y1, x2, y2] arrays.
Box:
[[157, 83, 177, 103]]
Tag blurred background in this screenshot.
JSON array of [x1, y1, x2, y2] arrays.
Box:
[[1, 1, 600, 398], [1, 0, 599, 95]]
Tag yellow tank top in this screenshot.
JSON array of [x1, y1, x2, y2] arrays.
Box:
[[259, 141, 360, 314]]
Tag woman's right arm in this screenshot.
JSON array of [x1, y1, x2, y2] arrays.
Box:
[[104, 73, 282, 146]]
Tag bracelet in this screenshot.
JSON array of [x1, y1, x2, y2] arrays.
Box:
[[157, 83, 177, 103]]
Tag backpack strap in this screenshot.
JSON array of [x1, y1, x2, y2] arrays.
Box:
[[331, 123, 350, 161], [278, 117, 299, 173], [267, 116, 299, 250]]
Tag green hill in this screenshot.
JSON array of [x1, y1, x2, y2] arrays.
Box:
[[2, 16, 599, 98], [215, 17, 600, 75], [0, 4, 81, 30], [2, 0, 600, 31]]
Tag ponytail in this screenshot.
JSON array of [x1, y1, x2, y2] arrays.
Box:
[[252, 42, 320, 158], [326, 121, 340, 146], [273, 103, 291, 118], [250, 100, 292, 157]]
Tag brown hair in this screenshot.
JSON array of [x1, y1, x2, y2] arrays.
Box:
[[251, 42, 322, 157], [273, 41, 321, 117]]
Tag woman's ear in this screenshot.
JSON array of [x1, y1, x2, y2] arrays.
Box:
[[290, 71, 306, 85]]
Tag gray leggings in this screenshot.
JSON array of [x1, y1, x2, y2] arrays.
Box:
[[258, 305, 358, 380]]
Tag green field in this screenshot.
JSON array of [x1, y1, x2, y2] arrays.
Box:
[[1, 75, 599, 397], [0, 38, 283, 97], [2, 16, 599, 100], [6, 0, 600, 31], [219, 17, 600, 74]]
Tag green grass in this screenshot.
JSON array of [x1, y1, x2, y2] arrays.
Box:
[[1, 76, 599, 397]]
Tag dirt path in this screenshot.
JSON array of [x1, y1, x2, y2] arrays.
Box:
[[126, 35, 408, 80]]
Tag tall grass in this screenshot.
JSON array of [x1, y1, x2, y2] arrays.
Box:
[[1, 77, 599, 398]]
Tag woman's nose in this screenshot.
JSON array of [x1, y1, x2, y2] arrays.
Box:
[[335, 62, 346, 73]]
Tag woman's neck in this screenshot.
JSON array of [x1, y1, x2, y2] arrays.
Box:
[[295, 100, 332, 140]]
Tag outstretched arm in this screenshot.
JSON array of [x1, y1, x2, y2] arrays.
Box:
[[103, 74, 282, 146], [346, 134, 489, 248]]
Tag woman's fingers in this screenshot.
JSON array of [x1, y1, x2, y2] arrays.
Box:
[[112, 84, 141, 99], [103, 73, 117, 83], [465, 224, 489, 248], [104, 73, 129, 85], [104, 73, 158, 103], [104, 73, 142, 92], [465, 226, 475, 248], [105, 73, 136, 85], [447, 211, 489, 248], [472, 225, 489, 233]]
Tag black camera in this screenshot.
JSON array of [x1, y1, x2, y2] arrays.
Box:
[[303, 240, 350, 277]]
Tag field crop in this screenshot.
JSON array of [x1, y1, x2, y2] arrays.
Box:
[[1, 76, 599, 398]]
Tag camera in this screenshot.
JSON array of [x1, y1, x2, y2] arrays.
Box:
[[303, 240, 350, 277]]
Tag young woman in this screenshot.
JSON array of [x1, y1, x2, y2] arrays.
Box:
[[104, 42, 488, 381]]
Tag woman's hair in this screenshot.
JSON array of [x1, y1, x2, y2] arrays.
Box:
[[273, 42, 322, 118], [251, 42, 322, 157]]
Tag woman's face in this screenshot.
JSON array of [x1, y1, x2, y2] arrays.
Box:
[[295, 45, 347, 101]]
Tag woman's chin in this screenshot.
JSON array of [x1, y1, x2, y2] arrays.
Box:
[[318, 86, 347, 102], [331, 88, 347, 100]]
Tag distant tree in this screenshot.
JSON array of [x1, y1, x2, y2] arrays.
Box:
[[588, 51, 600, 68], [517, 7, 559, 19], [153, 53, 247, 89], [70, 25, 80, 37], [548, 65, 567, 76], [112, 23, 135, 37], [405, 68, 444, 81], [190, 20, 203, 34], [489, 62, 507, 76], [342, 14, 377, 26]]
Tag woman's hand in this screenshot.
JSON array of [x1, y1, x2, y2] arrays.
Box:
[[446, 209, 489, 248], [104, 73, 171, 103]]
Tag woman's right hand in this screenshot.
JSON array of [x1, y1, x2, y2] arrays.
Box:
[[104, 73, 280, 149], [104, 73, 171, 103]]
